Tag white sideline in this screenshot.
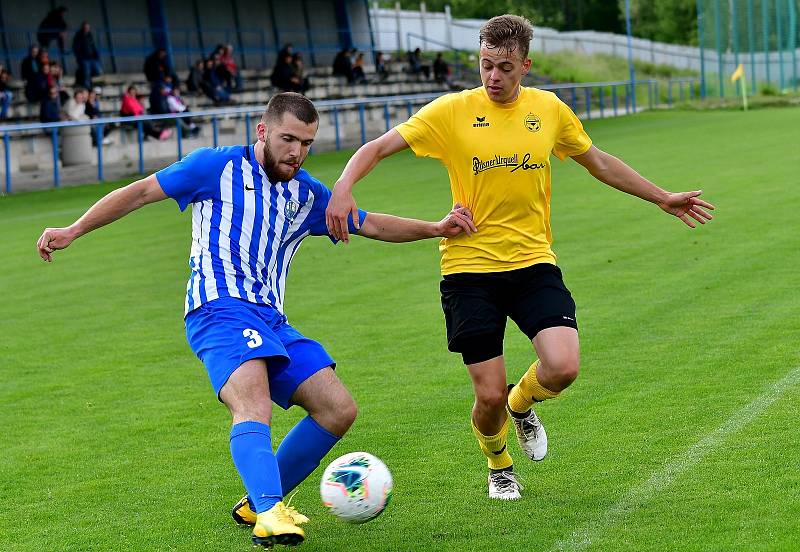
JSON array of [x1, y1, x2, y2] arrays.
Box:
[[552, 365, 800, 552]]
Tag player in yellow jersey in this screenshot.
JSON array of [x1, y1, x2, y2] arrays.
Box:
[[325, 15, 715, 500]]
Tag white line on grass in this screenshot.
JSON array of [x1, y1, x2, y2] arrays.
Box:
[[553, 366, 800, 552]]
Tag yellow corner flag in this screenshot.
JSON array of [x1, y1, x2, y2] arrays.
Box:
[[730, 64, 744, 83], [730, 64, 748, 111]]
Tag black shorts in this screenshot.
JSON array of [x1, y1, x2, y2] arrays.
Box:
[[440, 263, 578, 365]]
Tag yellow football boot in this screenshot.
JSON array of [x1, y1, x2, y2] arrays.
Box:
[[232, 495, 309, 526], [251, 501, 305, 548]]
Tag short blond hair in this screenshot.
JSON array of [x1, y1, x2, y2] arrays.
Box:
[[479, 14, 534, 59]]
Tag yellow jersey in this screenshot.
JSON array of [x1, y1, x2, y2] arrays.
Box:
[[395, 86, 592, 275]]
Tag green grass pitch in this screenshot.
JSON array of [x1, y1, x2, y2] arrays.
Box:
[[1, 107, 799, 551]]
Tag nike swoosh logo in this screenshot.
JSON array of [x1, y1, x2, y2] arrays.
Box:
[[491, 445, 507, 455], [244, 185, 256, 191]]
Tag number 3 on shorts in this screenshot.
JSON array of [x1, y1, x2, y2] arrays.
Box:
[[242, 328, 263, 348]]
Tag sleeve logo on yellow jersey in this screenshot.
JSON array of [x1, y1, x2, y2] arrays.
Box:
[[524, 113, 541, 132]]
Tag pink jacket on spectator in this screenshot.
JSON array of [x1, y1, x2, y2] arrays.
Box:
[[120, 93, 145, 116]]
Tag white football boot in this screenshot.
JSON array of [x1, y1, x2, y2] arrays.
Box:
[[508, 385, 548, 461], [488, 470, 523, 500]]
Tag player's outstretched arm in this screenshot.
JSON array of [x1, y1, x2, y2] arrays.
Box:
[[326, 129, 410, 243], [37, 174, 167, 262], [356, 204, 476, 243], [572, 145, 715, 228]]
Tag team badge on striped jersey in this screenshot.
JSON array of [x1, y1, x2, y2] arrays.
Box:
[[284, 199, 300, 222]]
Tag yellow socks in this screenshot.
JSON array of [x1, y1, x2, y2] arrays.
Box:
[[472, 415, 513, 470], [508, 361, 560, 414]]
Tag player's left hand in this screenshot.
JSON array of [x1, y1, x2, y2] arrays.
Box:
[[436, 203, 477, 238], [658, 190, 715, 228]]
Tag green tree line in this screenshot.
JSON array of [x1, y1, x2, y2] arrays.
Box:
[[376, 0, 699, 45]]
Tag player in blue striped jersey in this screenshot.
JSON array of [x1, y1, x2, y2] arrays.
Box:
[[37, 93, 476, 548]]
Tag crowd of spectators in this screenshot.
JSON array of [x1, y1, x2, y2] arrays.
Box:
[[3, 7, 455, 130]]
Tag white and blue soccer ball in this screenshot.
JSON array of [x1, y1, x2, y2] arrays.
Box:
[[320, 452, 393, 523]]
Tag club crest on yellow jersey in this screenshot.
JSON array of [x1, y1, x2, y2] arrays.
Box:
[[524, 113, 541, 132]]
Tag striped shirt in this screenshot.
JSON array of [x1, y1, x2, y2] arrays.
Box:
[[156, 145, 365, 316]]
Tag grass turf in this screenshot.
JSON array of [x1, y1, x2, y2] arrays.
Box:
[[1, 107, 798, 551]]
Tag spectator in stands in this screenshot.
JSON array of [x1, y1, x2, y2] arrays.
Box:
[[86, 87, 113, 145], [0, 67, 12, 120], [26, 62, 52, 104], [144, 48, 178, 86], [201, 57, 230, 105], [291, 53, 310, 93], [166, 85, 201, 137], [219, 44, 243, 91], [21, 45, 40, 96], [63, 87, 89, 121], [332, 48, 354, 83], [270, 51, 307, 94], [148, 81, 171, 116], [433, 53, 451, 85], [186, 59, 204, 95], [351, 52, 368, 84], [120, 84, 171, 141], [49, 61, 69, 104], [72, 21, 103, 89], [37, 6, 68, 56], [374, 51, 389, 82], [407, 48, 430, 80], [40, 85, 62, 124], [278, 43, 294, 61]]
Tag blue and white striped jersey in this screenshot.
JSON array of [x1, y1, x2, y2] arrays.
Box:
[[156, 145, 365, 316]]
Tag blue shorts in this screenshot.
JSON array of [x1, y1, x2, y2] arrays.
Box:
[[185, 297, 335, 409]]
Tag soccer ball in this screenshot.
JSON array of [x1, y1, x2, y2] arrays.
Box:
[[320, 452, 393, 523]]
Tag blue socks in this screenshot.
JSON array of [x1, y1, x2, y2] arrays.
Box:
[[276, 416, 340, 496], [230, 421, 282, 514]]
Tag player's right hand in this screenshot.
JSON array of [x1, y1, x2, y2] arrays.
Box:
[[325, 185, 360, 244], [37, 227, 75, 262]]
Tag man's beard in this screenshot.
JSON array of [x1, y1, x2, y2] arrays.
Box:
[[263, 143, 302, 183]]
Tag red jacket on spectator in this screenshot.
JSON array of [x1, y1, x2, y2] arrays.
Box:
[[120, 92, 145, 116]]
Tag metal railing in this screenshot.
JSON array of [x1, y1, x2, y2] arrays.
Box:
[[0, 79, 699, 194]]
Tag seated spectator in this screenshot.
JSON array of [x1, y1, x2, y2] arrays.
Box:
[[0, 67, 12, 120], [270, 51, 307, 93], [148, 81, 171, 115], [144, 48, 178, 86], [166, 86, 200, 136], [62, 87, 89, 121], [21, 45, 40, 96], [291, 53, 310, 93], [186, 59, 204, 95], [332, 48, 354, 83], [72, 21, 103, 89], [433, 53, 451, 85], [40, 85, 62, 123], [36, 49, 50, 68], [119, 84, 171, 141], [374, 51, 389, 82], [219, 44, 243, 91], [407, 48, 430, 80], [200, 57, 230, 104], [48, 61, 68, 103], [85, 87, 113, 145], [37, 6, 68, 55], [351, 52, 368, 84], [26, 61, 50, 104], [278, 43, 293, 61]]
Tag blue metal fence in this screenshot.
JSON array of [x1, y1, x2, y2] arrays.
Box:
[[0, 79, 698, 194]]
